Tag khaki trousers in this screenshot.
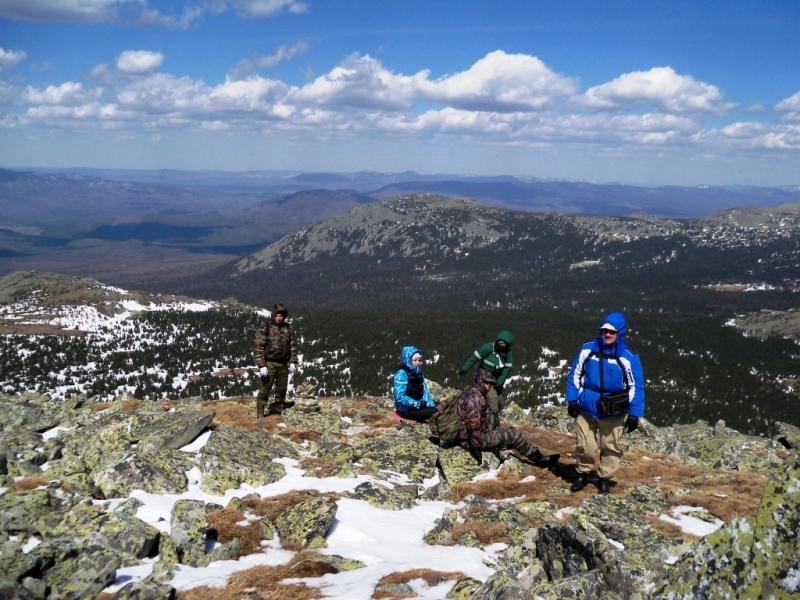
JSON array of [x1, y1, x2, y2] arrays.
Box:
[[486, 387, 504, 430], [574, 412, 625, 480]]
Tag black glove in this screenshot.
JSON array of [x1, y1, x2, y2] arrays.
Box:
[[469, 446, 482, 465], [625, 416, 639, 433], [567, 402, 580, 418], [458, 368, 467, 376], [494, 384, 504, 395]]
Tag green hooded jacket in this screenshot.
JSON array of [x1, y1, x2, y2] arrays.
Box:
[[460, 330, 514, 386]]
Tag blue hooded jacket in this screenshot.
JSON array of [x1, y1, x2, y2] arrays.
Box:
[[565, 312, 645, 420], [393, 346, 436, 411]]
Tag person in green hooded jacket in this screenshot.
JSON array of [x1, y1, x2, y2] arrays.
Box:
[[459, 330, 514, 430]]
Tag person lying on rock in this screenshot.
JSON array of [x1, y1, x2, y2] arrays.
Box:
[[393, 346, 439, 422], [565, 311, 645, 494], [457, 368, 559, 468]]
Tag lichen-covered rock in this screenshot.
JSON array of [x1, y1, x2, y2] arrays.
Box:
[[463, 502, 533, 544], [437, 445, 501, 485], [654, 450, 800, 599], [424, 507, 458, 544], [374, 581, 415, 597], [113, 581, 176, 600], [196, 538, 242, 567], [683, 434, 785, 475], [469, 568, 537, 599], [446, 577, 482, 599], [341, 481, 418, 510], [498, 528, 539, 573], [500, 402, 533, 428], [526, 404, 576, 436], [44, 549, 120, 600], [774, 420, 800, 450], [283, 402, 347, 432], [0, 576, 37, 600], [0, 488, 61, 536], [350, 433, 439, 484], [198, 424, 298, 494], [170, 499, 208, 566], [39, 502, 159, 566], [93, 452, 186, 498], [275, 495, 337, 548], [135, 405, 215, 451], [292, 553, 366, 574], [528, 570, 609, 599]]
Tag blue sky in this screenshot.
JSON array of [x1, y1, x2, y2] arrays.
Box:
[[1, 0, 799, 186]]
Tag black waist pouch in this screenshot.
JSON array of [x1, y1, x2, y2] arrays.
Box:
[[597, 390, 630, 416]]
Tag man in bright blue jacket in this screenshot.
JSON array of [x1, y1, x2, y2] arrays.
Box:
[[393, 346, 438, 422], [565, 312, 645, 494]]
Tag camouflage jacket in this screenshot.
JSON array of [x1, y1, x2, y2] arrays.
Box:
[[254, 319, 297, 366], [457, 374, 488, 448]]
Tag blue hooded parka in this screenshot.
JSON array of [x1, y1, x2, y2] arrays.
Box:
[[393, 346, 436, 411], [565, 312, 645, 420]]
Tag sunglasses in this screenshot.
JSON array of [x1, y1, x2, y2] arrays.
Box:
[[600, 329, 617, 335]]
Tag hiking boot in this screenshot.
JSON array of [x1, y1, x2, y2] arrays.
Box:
[[267, 403, 284, 416], [571, 473, 588, 493], [598, 478, 612, 494], [255, 404, 265, 419], [531, 450, 560, 469]]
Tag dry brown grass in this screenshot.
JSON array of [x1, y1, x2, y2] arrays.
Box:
[[240, 490, 341, 524], [176, 550, 329, 600], [297, 456, 342, 479], [10, 475, 50, 491], [206, 507, 262, 557], [371, 569, 467, 599], [450, 521, 509, 546]]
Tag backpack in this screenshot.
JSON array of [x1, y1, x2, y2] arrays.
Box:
[[428, 391, 461, 443]]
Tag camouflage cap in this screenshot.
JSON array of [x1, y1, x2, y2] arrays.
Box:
[[477, 368, 496, 384]]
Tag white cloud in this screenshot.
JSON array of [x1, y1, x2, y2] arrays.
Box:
[[424, 51, 578, 113], [116, 50, 165, 76], [290, 51, 576, 114], [228, 41, 309, 81], [0, 0, 118, 21], [291, 53, 424, 111], [210, 0, 307, 17], [580, 67, 735, 114], [24, 82, 102, 105], [0, 0, 201, 27], [8, 49, 800, 157], [0, 47, 27, 71], [775, 91, 800, 112]]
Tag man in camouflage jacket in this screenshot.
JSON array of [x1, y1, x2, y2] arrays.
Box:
[[457, 368, 559, 469], [254, 303, 298, 417], [459, 330, 514, 430]]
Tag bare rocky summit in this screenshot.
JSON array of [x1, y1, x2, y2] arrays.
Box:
[[1, 390, 798, 599]]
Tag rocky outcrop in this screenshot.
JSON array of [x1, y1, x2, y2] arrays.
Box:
[[0, 391, 797, 599]]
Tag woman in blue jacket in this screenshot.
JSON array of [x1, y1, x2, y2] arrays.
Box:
[[393, 346, 437, 422], [565, 312, 645, 494]]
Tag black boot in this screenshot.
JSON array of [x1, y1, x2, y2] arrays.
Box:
[[598, 478, 612, 494], [531, 450, 560, 469], [571, 473, 587, 492], [255, 404, 265, 419]]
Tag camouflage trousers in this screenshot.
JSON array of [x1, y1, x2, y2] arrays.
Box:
[[477, 427, 541, 461], [256, 361, 290, 409]]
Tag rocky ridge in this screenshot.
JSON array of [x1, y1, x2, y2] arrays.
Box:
[[1, 389, 799, 599], [234, 194, 800, 273]]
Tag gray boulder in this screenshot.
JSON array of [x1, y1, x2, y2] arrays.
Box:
[[198, 424, 299, 494], [275, 495, 337, 548]]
